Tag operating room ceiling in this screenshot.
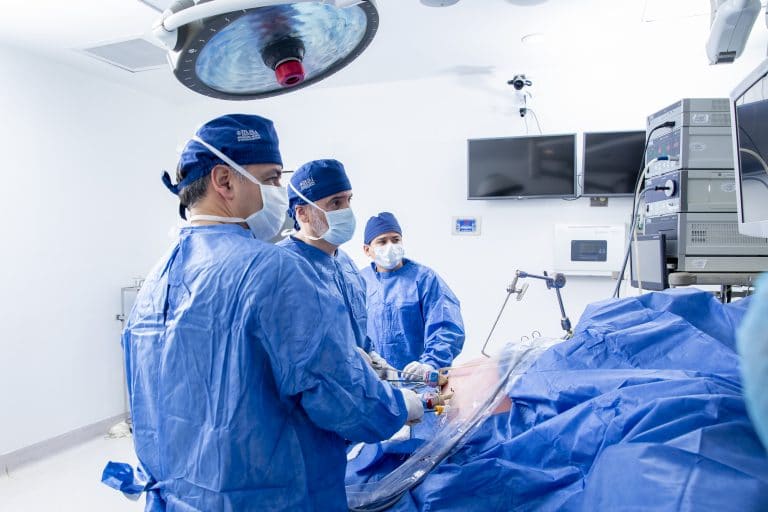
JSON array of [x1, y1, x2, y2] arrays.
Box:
[[0, 0, 759, 104]]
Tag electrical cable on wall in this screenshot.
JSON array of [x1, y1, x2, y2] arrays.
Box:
[[527, 108, 543, 135]]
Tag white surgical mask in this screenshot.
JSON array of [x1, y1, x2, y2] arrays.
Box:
[[318, 208, 356, 246], [289, 181, 356, 246], [373, 243, 405, 270], [188, 136, 287, 241]]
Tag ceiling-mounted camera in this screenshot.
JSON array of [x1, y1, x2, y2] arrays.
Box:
[[508, 74, 533, 90]]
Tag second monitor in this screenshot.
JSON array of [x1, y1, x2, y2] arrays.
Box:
[[582, 130, 646, 197]]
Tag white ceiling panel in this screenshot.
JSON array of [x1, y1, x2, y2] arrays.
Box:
[[0, 0, 763, 104]]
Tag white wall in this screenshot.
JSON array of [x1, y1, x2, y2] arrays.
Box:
[[0, 44, 182, 455]]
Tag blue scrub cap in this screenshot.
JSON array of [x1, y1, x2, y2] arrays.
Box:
[[287, 159, 352, 228], [162, 114, 282, 197], [364, 212, 402, 244]]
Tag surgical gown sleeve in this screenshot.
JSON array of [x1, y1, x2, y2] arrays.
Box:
[[418, 271, 465, 370], [254, 255, 408, 443], [737, 273, 768, 450]]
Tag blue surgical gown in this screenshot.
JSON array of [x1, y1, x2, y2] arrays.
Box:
[[360, 259, 465, 370], [277, 235, 371, 351], [121, 225, 408, 511], [738, 273, 768, 451]]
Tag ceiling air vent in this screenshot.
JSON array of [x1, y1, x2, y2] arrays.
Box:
[[80, 37, 167, 73]]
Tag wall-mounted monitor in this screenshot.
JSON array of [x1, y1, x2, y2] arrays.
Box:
[[582, 130, 646, 197], [467, 134, 576, 199], [731, 57, 768, 237]]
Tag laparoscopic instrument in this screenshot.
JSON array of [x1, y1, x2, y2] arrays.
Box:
[[372, 358, 453, 414]]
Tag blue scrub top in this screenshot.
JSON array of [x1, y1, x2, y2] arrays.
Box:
[[122, 225, 407, 511], [360, 259, 465, 370], [277, 235, 372, 352]]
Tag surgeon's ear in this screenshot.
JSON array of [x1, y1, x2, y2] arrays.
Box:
[[295, 204, 310, 224], [210, 165, 236, 201], [363, 244, 374, 259]]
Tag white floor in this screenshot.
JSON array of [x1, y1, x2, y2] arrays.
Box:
[[0, 436, 144, 511]]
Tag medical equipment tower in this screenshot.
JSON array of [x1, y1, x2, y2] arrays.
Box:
[[641, 98, 768, 274]]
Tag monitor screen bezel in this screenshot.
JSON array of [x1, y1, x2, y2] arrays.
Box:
[[730, 57, 768, 237], [466, 133, 578, 200], [581, 130, 646, 198]]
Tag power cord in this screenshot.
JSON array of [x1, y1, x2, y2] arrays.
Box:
[[612, 120, 676, 298], [527, 108, 543, 135]]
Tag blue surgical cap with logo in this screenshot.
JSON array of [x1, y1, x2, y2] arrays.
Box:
[[287, 159, 352, 229], [364, 212, 402, 244], [162, 114, 282, 200]]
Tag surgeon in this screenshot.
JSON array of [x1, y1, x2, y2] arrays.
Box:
[[737, 273, 768, 451], [279, 159, 372, 353], [361, 212, 466, 379], [103, 115, 423, 511]]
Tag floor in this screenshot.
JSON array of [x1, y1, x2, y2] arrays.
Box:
[[0, 436, 144, 511]]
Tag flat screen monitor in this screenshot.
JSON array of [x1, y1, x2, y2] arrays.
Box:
[[731, 57, 768, 237], [582, 130, 646, 197], [467, 134, 576, 199], [630, 234, 668, 291]]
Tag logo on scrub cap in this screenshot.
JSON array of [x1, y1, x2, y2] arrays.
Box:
[[299, 177, 316, 191], [236, 129, 261, 142]]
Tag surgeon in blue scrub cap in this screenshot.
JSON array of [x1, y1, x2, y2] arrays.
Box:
[[278, 160, 383, 360], [737, 273, 768, 451], [101, 116, 423, 511], [361, 212, 466, 378]]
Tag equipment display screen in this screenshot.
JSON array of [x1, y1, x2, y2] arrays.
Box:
[[571, 240, 608, 262], [467, 134, 576, 199], [583, 131, 646, 196]]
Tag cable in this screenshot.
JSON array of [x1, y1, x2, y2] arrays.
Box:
[[613, 157, 671, 298], [632, 184, 645, 295], [562, 172, 582, 202], [741, 147, 768, 174], [739, 126, 768, 168], [527, 108, 543, 135], [612, 121, 676, 298]]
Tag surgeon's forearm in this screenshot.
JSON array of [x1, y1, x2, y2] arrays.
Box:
[[422, 330, 465, 369], [300, 379, 408, 443]]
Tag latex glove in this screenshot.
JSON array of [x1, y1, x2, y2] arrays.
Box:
[[355, 348, 396, 380], [369, 351, 397, 381], [402, 361, 435, 382], [399, 388, 424, 425]]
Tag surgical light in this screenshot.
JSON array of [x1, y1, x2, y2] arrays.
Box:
[[153, 0, 379, 100]]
